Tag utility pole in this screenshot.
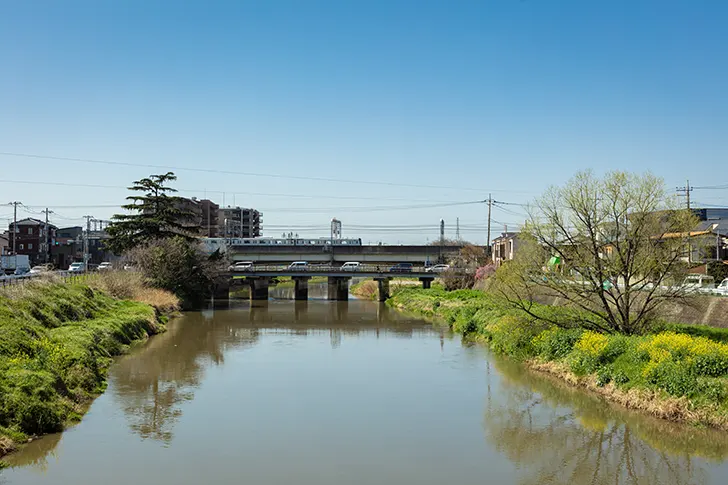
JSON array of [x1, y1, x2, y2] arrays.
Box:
[[41, 208, 54, 264], [83, 215, 93, 271], [676, 180, 693, 210], [486, 194, 492, 258], [8, 201, 20, 269], [456, 217, 460, 241]]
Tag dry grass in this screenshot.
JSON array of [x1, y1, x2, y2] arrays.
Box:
[[351, 279, 428, 300], [528, 360, 728, 430], [88, 271, 180, 313]]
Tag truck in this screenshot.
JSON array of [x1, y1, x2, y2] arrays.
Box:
[[1, 254, 31, 275]]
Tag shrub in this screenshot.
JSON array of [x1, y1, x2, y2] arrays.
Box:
[[644, 359, 695, 397], [532, 327, 583, 360], [488, 315, 544, 358]]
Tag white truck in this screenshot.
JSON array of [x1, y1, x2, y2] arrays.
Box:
[[1, 254, 31, 275]]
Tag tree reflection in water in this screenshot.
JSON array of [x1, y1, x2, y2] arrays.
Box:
[[484, 354, 728, 485], [110, 310, 260, 444]]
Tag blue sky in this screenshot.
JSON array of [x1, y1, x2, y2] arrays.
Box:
[[1, 0, 727, 243]]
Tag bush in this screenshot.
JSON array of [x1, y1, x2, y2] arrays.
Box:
[[125, 237, 224, 309], [532, 327, 584, 360]]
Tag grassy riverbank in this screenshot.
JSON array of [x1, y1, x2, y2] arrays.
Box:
[[389, 287, 728, 429], [0, 277, 178, 459], [351, 279, 440, 300]]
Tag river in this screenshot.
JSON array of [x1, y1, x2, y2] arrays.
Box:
[[3, 284, 728, 484]]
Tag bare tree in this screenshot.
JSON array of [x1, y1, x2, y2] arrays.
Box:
[[495, 171, 700, 334]]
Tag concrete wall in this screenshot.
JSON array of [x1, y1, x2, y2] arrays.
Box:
[[532, 292, 728, 328]]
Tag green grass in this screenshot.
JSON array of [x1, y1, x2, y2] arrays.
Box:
[[388, 287, 728, 425], [0, 281, 164, 455]]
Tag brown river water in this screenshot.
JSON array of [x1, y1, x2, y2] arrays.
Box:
[[3, 284, 728, 484]]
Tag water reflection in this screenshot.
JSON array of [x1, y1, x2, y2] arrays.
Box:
[[110, 312, 260, 444], [484, 354, 728, 484], [1, 433, 62, 470]]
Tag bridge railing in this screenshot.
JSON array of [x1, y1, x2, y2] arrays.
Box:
[[228, 264, 466, 275]]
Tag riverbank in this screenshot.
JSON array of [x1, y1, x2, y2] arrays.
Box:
[[351, 278, 439, 300], [388, 287, 728, 429], [0, 277, 179, 459]]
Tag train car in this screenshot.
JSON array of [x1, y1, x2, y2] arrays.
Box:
[[201, 237, 362, 253]]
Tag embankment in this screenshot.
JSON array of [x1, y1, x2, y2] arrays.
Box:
[[0, 277, 179, 459], [388, 287, 728, 429]]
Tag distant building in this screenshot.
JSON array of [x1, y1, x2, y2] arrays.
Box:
[[174, 197, 220, 237], [52, 226, 83, 269], [8, 218, 57, 266], [0, 231, 9, 255], [219, 207, 262, 238], [492, 232, 521, 267]]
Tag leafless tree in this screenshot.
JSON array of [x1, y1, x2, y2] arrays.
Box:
[[495, 171, 700, 334]]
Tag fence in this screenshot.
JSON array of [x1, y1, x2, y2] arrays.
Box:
[[0, 272, 95, 289]]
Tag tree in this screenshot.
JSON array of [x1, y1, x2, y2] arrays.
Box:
[[494, 171, 699, 335], [106, 172, 195, 254], [441, 244, 490, 290], [125, 237, 223, 309]]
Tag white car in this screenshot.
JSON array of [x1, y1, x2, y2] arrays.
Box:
[[715, 278, 728, 296], [229, 261, 254, 271], [681, 275, 716, 294], [68, 262, 85, 273], [287, 261, 309, 270], [341, 262, 361, 271], [426, 264, 450, 273], [98, 262, 113, 271], [29, 265, 52, 275]]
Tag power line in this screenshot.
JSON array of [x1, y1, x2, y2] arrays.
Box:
[[0, 178, 461, 204], [0, 151, 535, 194]]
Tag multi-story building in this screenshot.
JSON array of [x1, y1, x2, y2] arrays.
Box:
[[218, 207, 262, 238], [174, 197, 220, 237], [8, 218, 57, 266]]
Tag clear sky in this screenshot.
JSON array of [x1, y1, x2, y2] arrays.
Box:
[[1, 0, 727, 244]]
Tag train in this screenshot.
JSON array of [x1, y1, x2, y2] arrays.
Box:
[[201, 237, 363, 253]]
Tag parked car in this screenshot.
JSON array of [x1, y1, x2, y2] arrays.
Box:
[[287, 261, 309, 270], [341, 262, 361, 271], [29, 264, 53, 275], [715, 278, 728, 296], [228, 261, 254, 271], [68, 262, 85, 273], [390, 263, 413, 273], [425, 264, 450, 273], [98, 262, 113, 271], [681, 274, 715, 294]]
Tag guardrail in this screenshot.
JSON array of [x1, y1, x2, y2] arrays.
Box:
[[0, 271, 94, 288]]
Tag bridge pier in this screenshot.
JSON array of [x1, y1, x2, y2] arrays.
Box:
[[420, 277, 434, 289], [293, 276, 311, 300], [250, 277, 270, 300], [375, 278, 391, 302], [213, 278, 231, 301], [327, 277, 350, 301]]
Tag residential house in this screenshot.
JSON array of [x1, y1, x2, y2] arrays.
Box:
[[492, 232, 521, 267], [8, 218, 57, 266], [0, 231, 9, 255]]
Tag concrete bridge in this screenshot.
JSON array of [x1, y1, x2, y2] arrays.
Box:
[[225, 244, 464, 265], [216, 265, 442, 302]]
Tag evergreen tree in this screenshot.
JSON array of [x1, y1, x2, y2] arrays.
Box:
[[106, 172, 195, 254]]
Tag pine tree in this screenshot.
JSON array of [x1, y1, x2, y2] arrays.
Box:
[[106, 172, 196, 254]]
